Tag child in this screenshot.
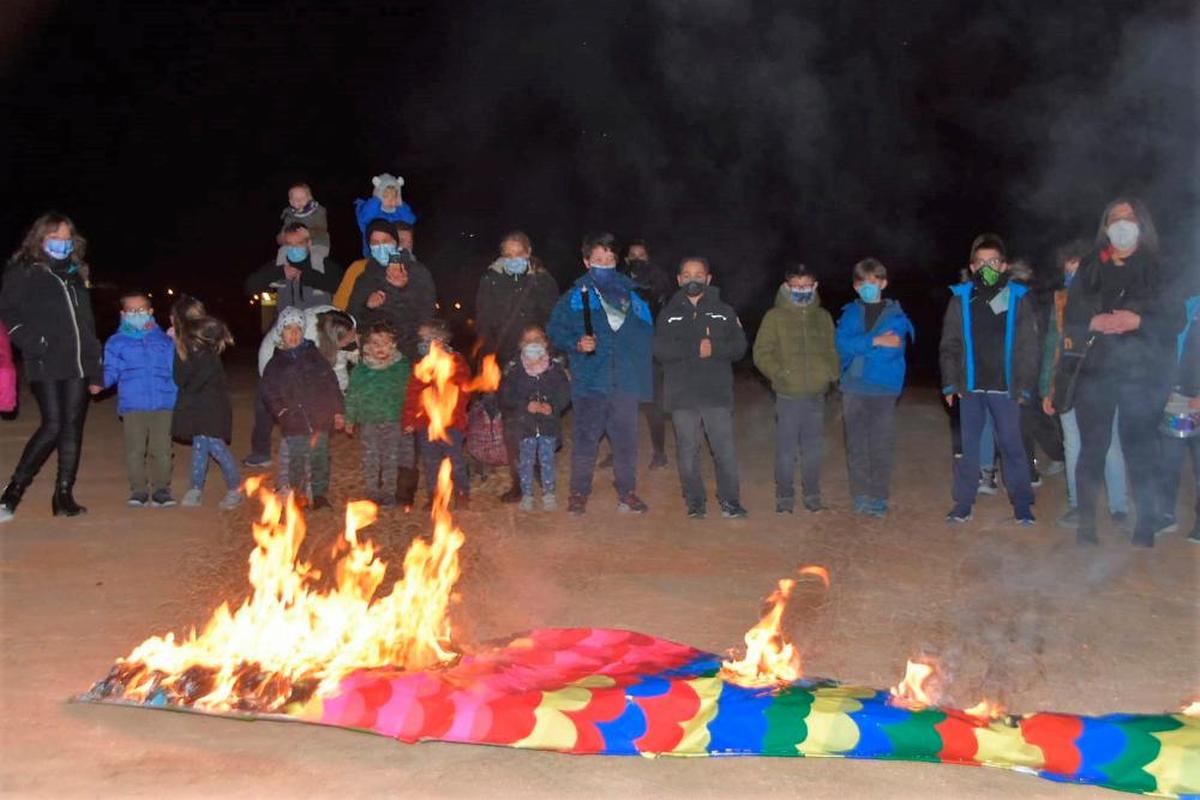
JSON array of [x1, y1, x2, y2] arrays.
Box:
[[275, 182, 331, 264], [753, 264, 839, 513], [261, 307, 345, 510], [344, 323, 412, 508], [103, 291, 178, 507], [170, 296, 242, 510], [354, 173, 417, 257], [403, 319, 470, 507], [499, 325, 570, 511], [939, 234, 1039, 525], [835, 258, 915, 517]]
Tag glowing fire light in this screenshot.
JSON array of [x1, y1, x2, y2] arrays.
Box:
[[1182, 699, 1200, 718], [721, 565, 830, 687], [964, 698, 1007, 720], [889, 657, 944, 709]]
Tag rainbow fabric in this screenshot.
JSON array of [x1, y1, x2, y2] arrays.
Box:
[[88, 628, 1200, 797]]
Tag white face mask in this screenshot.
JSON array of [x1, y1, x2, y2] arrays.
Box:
[[1106, 219, 1140, 251]]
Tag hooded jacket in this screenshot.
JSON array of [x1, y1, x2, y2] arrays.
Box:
[[939, 278, 1037, 400], [498, 358, 571, 439], [653, 286, 746, 411], [353, 174, 417, 257], [244, 252, 343, 311], [0, 257, 103, 385], [753, 284, 838, 397], [346, 253, 437, 360], [547, 271, 654, 401], [172, 347, 233, 442], [836, 298, 915, 396], [476, 257, 560, 365], [103, 325, 177, 415], [261, 340, 345, 437], [256, 304, 355, 391]]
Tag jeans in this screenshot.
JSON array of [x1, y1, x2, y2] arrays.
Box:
[[419, 428, 469, 496], [672, 406, 740, 507], [1160, 434, 1200, 523], [953, 393, 1033, 512], [1060, 408, 1127, 512], [191, 435, 240, 491], [774, 394, 825, 501], [283, 432, 330, 498], [569, 392, 639, 498], [842, 393, 897, 501], [123, 410, 173, 493], [518, 435, 557, 496], [249, 383, 274, 459], [979, 411, 995, 470], [360, 422, 403, 499], [10, 378, 89, 487]]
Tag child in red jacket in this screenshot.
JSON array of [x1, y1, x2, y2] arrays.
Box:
[[403, 320, 471, 507]]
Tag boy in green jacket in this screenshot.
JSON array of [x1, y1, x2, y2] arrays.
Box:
[[752, 265, 839, 513], [344, 323, 411, 507]]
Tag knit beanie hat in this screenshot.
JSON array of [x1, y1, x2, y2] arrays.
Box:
[[278, 306, 305, 332], [372, 173, 404, 202], [365, 218, 398, 243]]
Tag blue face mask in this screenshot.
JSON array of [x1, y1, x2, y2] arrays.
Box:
[[120, 311, 153, 337], [503, 257, 529, 275], [44, 237, 74, 261], [371, 243, 397, 264], [285, 246, 308, 263], [856, 283, 881, 303], [790, 288, 814, 305], [417, 338, 432, 356], [1063, 271, 1076, 288]]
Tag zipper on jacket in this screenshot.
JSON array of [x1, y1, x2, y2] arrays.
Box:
[[48, 269, 84, 379]]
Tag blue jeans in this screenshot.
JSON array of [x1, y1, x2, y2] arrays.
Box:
[[191, 435, 240, 491], [979, 411, 995, 470], [518, 435, 557, 496], [569, 392, 639, 498], [419, 428, 469, 496], [1060, 408, 1127, 512], [953, 393, 1033, 513]]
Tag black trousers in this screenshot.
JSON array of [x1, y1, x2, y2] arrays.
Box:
[[9, 378, 89, 487]]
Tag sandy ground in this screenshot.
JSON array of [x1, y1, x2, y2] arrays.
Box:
[[1, 362, 1197, 799]]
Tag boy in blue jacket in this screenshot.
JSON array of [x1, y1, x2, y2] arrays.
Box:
[[103, 291, 178, 507], [835, 259, 915, 517]]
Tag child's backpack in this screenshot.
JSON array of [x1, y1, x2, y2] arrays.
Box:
[[466, 398, 508, 468]]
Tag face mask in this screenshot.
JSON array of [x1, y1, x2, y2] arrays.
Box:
[[122, 311, 153, 330], [790, 288, 814, 305], [1106, 220, 1139, 251], [682, 280, 706, 297], [43, 237, 74, 261], [979, 265, 1001, 287], [626, 258, 647, 269], [503, 257, 529, 275], [417, 338, 432, 356], [371, 243, 397, 264], [522, 342, 547, 361], [589, 263, 614, 271], [856, 283, 881, 303], [340, 340, 358, 352], [1063, 271, 1076, 288], [285, 246, 308, 263]]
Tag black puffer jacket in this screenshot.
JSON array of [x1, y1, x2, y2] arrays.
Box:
[[475, 258, 559, 365], [347, 254, 437, 359], [0, 257, 102, 384], [498, 358, 571, 439], [260, 340, 344, 436], [172, 348, 233, 442], [653, 286, 747, 411]]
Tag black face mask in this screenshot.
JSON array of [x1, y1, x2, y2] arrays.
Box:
[[682, 280, 706, 297], [340, 341, 358, 352]]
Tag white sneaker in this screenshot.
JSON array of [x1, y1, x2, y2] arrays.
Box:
[[181, 488, 203, 507], [0, 506, 13, 524], [519, 495, 535, 511], [218, 490, 243, 510], [542, 493, 557, 512]]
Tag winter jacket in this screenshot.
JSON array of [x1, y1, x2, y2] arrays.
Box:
[[653, 287, 747, 411], [939, 279, 1037, 401], [498, 359, 571, 439], [261, 340, 345, 437], [256, 304, 356, 391], [344, 354, 410, 425], [836, 298, 915, 396], [475, 258, 560, 365], [0, 257, 103, 384], [103, 325, 177, 415], [0, 318, 15, 413], [172, 348, 233, 442], [244, 252, 343, 311], [753, 284, 838, 397], [354, 178, 417, 256], [347, 254, 437, 360], [547, 272, 654, 401], [620, 259, 675, 319], [402, 350, 471, 432], [280, 202, 330, 251], [1174, 295, 1200, 397], [333, 258, 367, 311]]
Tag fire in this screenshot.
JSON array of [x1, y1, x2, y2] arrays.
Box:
[[412, 341, 499, 442], [1183, 699, 1200, 718], [964, 698, 1007, 719], [889, 657, 944, 709], [90, 343, 499, 713], [721, 566, 830, 687]]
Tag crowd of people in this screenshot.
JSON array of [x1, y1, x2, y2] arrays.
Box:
[[0, 180, 1197, 551]]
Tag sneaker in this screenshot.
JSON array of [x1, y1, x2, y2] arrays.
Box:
[[311, 495, 331, 511], [127, 492, 150, 508], [648, 452, 668, 470], [1187, 522, 1199, 544], [720, 501, 748, 519], [519, 495, 535, 511], [865, 498, 888, 518], [1030, 470, 1043, 489], [181, 488, 203, 507], [218, 490, 243, 510], [1014, 508, 1036, 526], [852, 495, 871, 515], [978, 469, 998, 496], [542, 493, 557, 512], [1041, 460, 1065, 477], [946, 506, 972, 523], [150, 489, 176, 508], [775, 497, 794, 515], [1056, 507, 1080, 529], [242, 454, 272, 469], [568, 494, 587, 516], [617, 492, 649, 514], [500, 484, 522, 504], [687, 501, 707, 519], [802, 496, 825, 513], [1076, 527, 1099, 546], [0, 507, 12, 524], [1151, 514, 1179, 538]]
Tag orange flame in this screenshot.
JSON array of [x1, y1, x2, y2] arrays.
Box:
[[412, 341, 498, 442], [889, 657, 944, 709], [1182, 699, 1200, 718], [964, 697, 1007, 720], [721, 566, 830, 687]]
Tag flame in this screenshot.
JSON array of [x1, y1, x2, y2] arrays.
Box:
[[964, 698, 1007, 720], [93, 344, 499, 712], [889, 657, 943, 709], [412, 341, 498, 442], [721, 566, 830, 687], [1182, 699, 1200, 718]]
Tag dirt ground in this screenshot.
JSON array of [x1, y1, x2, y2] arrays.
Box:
[[1, 362, 1197, 799]]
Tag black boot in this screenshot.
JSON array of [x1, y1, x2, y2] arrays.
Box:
[[52, 482, 87, 517], [0, 478, 30, 521]]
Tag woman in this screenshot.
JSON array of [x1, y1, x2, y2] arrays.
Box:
[[0, 213, 103, 522], [1054, 198, 1178, 547]]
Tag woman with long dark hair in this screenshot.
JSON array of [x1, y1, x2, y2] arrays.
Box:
[[0, 213, 103, 522], [1055, 197, 1179, 547]]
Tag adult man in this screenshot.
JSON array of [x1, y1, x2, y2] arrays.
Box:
[[620, 239, 674, 469], [547, 233, 653, 515], [245, 222, 343, 311], [347, 219, 436, 360], [334, 221, 415, 310], [478, 231, 560, 503], [654, 257, 747, 518]]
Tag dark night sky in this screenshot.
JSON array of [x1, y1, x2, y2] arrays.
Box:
[[2, 0, 1197, 367]]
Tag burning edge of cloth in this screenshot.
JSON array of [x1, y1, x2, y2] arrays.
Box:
[[77, 626, 1200, 798]]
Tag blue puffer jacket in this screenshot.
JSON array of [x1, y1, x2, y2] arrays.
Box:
[[547, 272, 654, 400], [835, 299, 915, 396], [102, 326, 178, 414]]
